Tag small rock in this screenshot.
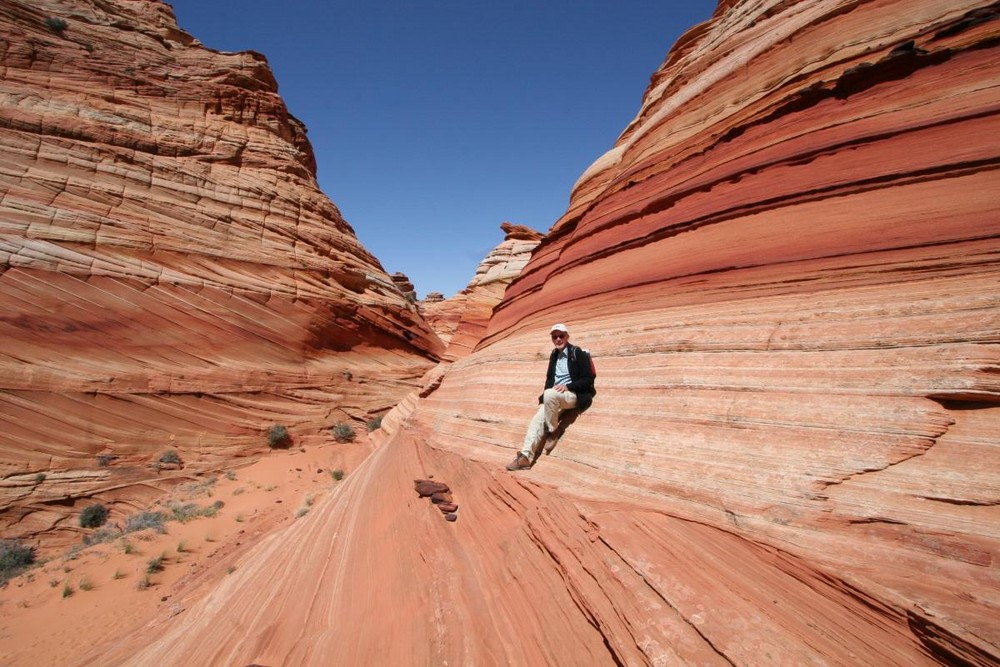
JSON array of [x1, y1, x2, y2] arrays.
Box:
[[437, 502, 458, 513], [414, 480, 449, 497], [430, 491, 453, 504], [445, 513, 458, 522]]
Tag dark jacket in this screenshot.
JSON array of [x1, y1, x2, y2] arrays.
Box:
[[540, 343, 596, 411]]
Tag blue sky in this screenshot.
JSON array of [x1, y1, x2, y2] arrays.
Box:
[[167, 1, 717, 298]]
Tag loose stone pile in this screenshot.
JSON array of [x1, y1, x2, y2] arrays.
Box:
[[413, 478, 459, 522]]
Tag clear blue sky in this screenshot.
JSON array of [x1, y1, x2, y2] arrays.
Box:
[[167, 1, 717, 298]]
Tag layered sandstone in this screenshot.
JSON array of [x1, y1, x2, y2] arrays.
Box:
[[420, 221, 542, 358], [13, 0, 1000, 666], [0, 0, 442, 544]]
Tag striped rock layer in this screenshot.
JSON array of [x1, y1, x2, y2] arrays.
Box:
[[77, 0, 1000, 666], [0, 0, 442, 541]]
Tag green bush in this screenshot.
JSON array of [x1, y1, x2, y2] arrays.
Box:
[[45, 17, 68, 33], [146, 554, 164, 574], [0, 540, 36, 585], [267, 424, 290, 449], [158, 450, 181, 465], [366, 415, 383, 431], [331, 469, 345, 481], [331, 423, 355, 443], [79, 504, 109, 528]]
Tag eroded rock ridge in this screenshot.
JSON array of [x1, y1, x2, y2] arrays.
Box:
[[0, 0, 442, 542]]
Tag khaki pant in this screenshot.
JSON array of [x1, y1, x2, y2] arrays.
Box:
[[520, 388, 577, 459]]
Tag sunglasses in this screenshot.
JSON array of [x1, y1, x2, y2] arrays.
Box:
[[551, 333, 566, 340]]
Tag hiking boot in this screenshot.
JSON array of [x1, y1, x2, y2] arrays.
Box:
[[505, 453, 532, 471]]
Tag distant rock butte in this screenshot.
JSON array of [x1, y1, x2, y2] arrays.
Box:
[[420, 221, 542, 358], [0, 0, 443, 542], [16, 0, 1000, 666]]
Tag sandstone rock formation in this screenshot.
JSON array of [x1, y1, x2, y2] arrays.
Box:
[[0, 0, 442, 544], [420, 221, 542, 358], [390, 271, 417, 303], [15, 0, 1000, 665]]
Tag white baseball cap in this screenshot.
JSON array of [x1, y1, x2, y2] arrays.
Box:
[[550, 323, 569, 334]]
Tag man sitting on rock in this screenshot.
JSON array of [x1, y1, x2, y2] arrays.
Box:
[[506, 323, 596, 471]]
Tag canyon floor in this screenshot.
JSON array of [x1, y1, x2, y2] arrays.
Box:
[[0, 440, 372, 667]]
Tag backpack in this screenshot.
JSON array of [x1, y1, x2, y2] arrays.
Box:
[[570, 346, 597, 378]]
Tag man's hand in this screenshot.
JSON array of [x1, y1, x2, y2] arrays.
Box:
[[554, 384, 568, 393]]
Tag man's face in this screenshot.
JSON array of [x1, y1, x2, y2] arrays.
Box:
[[550, 330, 568, 351]]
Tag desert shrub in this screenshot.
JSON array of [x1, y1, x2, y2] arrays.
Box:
[[158, 450, 181, 465], [83, 526, 121, 546], [267, 424, 290, 449], [182, 477, 216, 497], [96, 454, 114, 467], [331, 423, 355, 443], [62, 582, 74, 598], [330, 469, 345, 481], [146, 554, 165, 574], [45, 17, 68, 33], [0, 540, 36, 585], [168, 502, 200, 522], [366, 415, 383, 431], [168, 500, 223, 522], [79, 503, 109, 528], [123, 511, 166, 534]]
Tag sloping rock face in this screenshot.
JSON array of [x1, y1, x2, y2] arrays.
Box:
[[0, 0, 442, 542], [75, 1, 999, 666], [420, 221, 542, 358]]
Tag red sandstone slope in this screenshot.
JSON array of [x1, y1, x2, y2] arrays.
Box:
[[0, 0, 442, 543], [74, 1, 999, 665]]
